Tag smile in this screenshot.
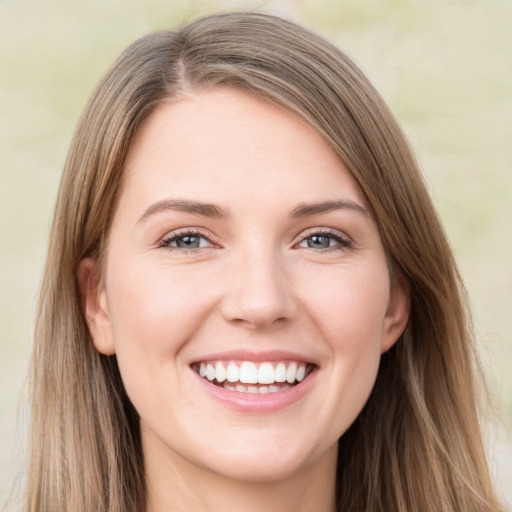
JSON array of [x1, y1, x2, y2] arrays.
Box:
[[192, 360, 315, 394]]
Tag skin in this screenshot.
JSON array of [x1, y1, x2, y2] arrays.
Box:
[[79, 88, 409, 512]]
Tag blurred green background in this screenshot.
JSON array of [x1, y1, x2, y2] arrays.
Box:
[[1, 0, 511, 508]]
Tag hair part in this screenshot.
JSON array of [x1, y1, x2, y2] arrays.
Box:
[[27, 11, 503, 511]]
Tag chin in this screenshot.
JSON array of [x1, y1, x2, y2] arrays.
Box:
[[193, 434, 336, 484], [204, 455, 315, 484]]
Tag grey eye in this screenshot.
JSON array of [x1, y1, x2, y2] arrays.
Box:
[[306, 235, 332, 249], [175, 235, 202, 248], [297, 231, 351, 251], [160, 232, 212, 250]]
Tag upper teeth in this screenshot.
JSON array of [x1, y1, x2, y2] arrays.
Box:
[[195, 361, 308, 385]]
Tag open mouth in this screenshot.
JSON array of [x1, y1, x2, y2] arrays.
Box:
[[191, 360, 316, 394]]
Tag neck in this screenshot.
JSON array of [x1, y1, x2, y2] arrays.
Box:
[[143, 429, 338, 512]]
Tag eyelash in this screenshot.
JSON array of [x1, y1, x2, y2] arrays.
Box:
[[157, 228, 352, 252], [296, 229, 352, 251], [158, 229, 215, 252]]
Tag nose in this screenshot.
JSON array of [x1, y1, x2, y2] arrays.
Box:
[[220, 248, 298, 330]]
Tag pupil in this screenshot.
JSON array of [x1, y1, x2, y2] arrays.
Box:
[[308, 235, 329, 249], [177, 236, 199, 248]]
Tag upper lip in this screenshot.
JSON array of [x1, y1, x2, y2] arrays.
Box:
[[189, 349, 318, 366]]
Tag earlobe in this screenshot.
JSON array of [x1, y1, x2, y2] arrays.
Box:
[[77, 258, 116, 356], [381, 276, 410, 354]]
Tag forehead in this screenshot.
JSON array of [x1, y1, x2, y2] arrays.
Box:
[[119, 88, 367, 214]]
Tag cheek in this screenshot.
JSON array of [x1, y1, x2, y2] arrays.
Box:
[[302, 265, 390, 347], [300, 266, 389, 427], [103, 264, 216, 420], [323, 271, 389, 387], [105, 262, 218, 359]]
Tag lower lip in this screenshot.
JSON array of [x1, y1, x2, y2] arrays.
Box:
[[192, 369, 317, 413]]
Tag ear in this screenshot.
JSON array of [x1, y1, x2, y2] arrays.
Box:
[[381, 275, 410, 354], [77, 258, 116, 355]]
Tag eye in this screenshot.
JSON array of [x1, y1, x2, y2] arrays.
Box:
[[158, 230, 213, 251], [297, 230, 351, 250]]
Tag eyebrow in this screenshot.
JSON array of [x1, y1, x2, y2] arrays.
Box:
[[137, 199, 228, 223], [137, 198, 369, 224], [289, 200, 369, 218]]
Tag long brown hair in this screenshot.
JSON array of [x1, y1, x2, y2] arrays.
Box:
[[27, 11, 504, 511]]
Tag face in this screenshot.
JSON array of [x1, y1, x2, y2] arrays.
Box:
[[80, 89, 409, 484]]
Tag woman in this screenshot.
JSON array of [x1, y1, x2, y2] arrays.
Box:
[[27, 11, 504, 512]]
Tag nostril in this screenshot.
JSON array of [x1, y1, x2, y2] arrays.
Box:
[[221, 290, 297, 329], [229, 315, 288, 330], [218, 260, 298, 327]]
